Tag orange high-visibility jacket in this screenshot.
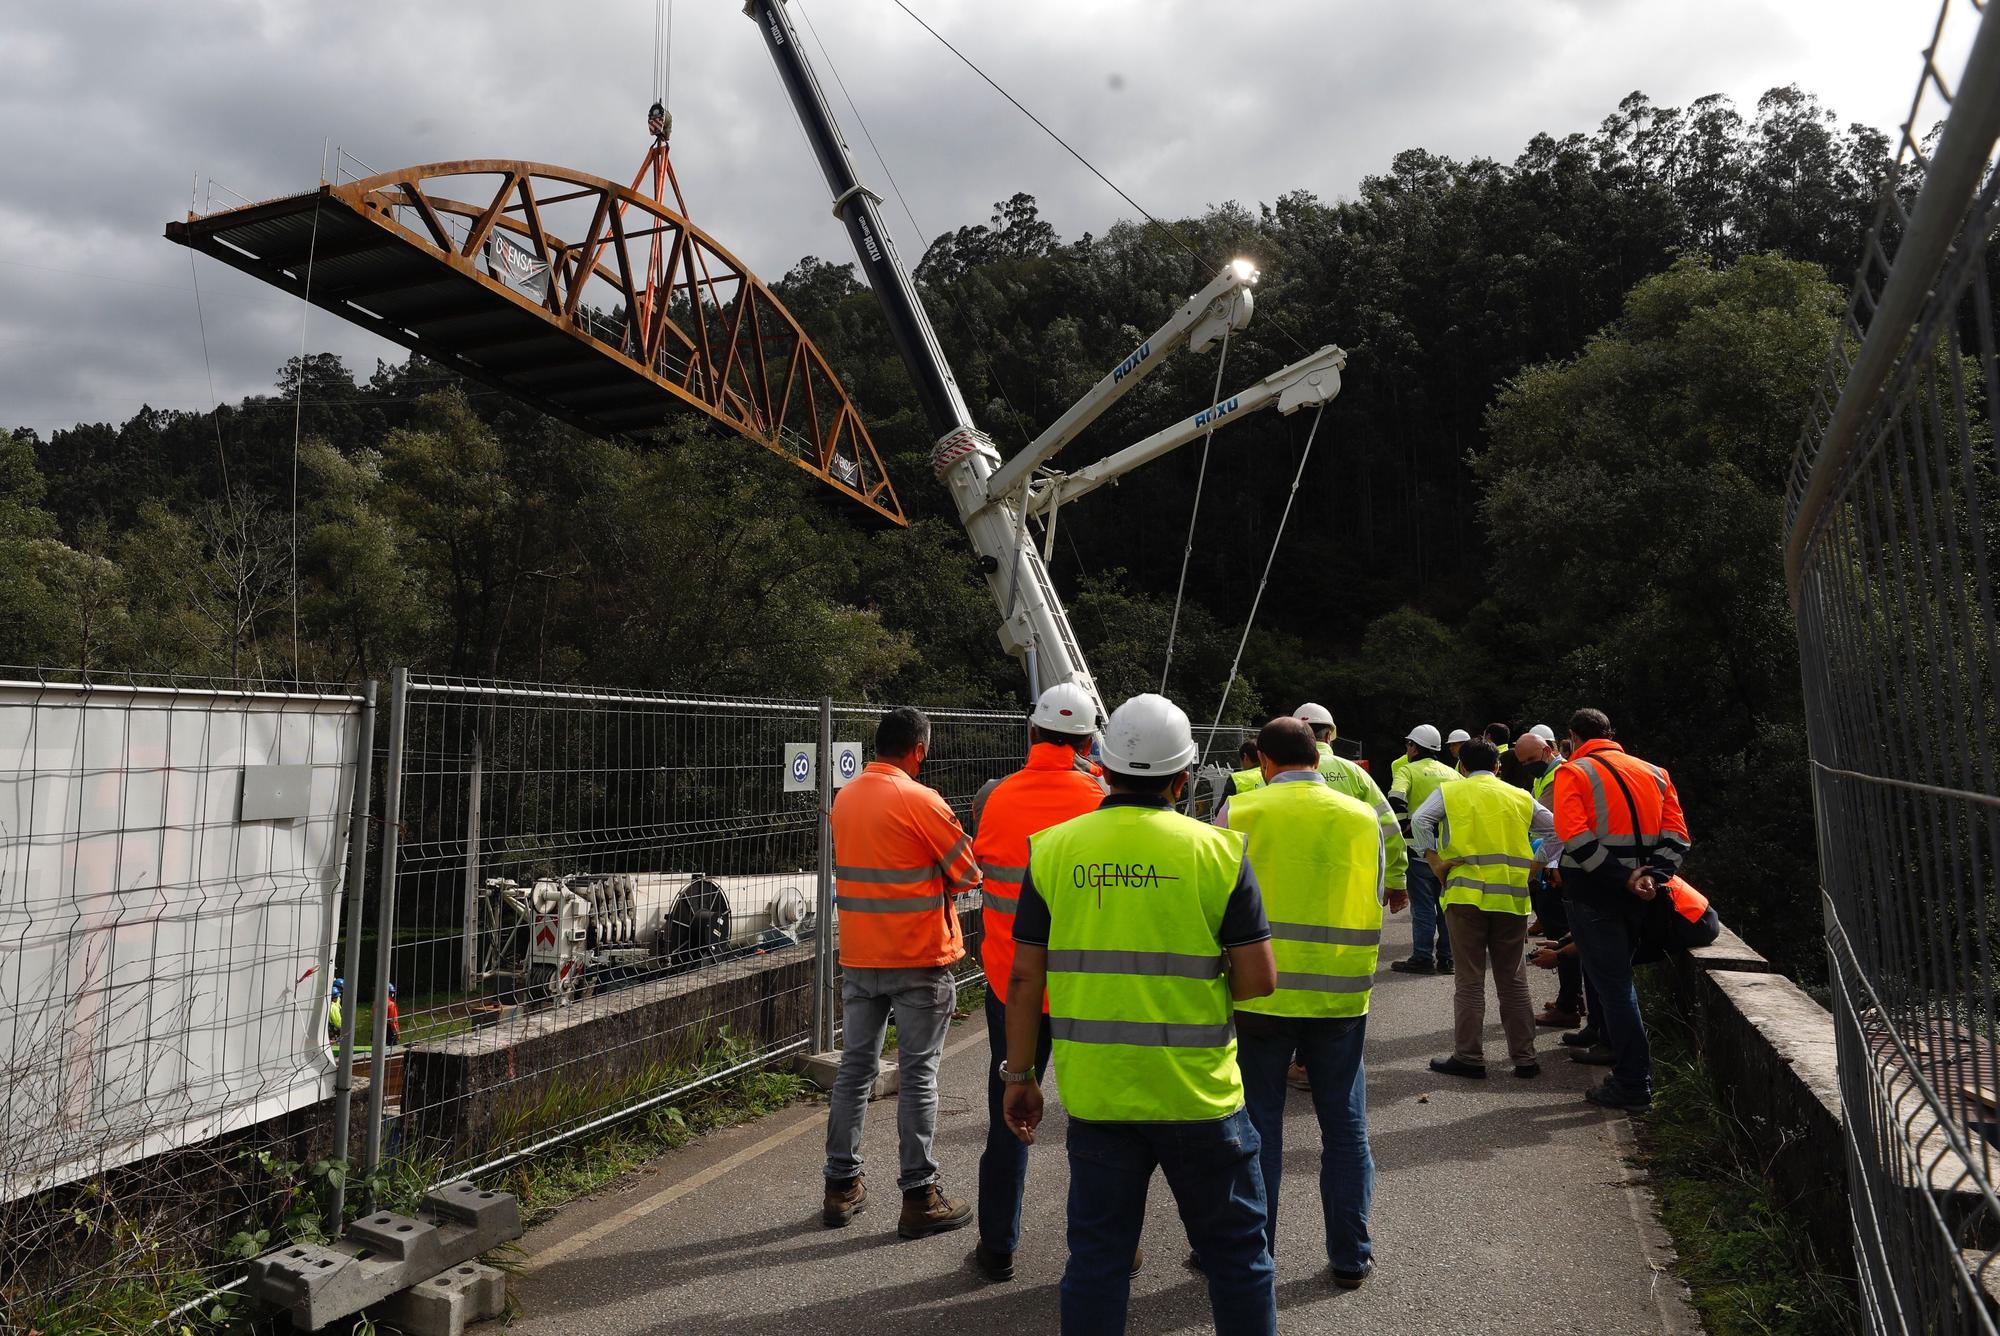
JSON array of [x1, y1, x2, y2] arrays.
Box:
[[972, 743, 1105, 1004], [1552, 738, 1691, 880], [831, 761, 978, 969]]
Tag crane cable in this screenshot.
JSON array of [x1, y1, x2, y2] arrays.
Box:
[[652, 0, 674, 109], [1197, 402, 1328, 773], [1158, 325, 1231, 692], [887, 0, 1313, 360]]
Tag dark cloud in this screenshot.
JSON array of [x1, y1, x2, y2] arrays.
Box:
[[1, 0, 1919, 437]]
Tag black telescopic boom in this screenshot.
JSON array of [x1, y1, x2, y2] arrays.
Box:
[[745, 0, 972, 438]]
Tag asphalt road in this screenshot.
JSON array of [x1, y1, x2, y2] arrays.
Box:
[[483, 916, 1700, 1335]]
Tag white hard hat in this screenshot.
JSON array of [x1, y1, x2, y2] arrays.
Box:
[[1529, 723, 1557, 743], [1030, 680, 1098, 736], [1406, 723, 1442, 751], [1294, 702, 1335, 727], [1446, 728, 1472, 745], [1100, 693, 1199, 776]]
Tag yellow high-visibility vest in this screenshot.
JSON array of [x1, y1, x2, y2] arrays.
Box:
[[1228, 778, 1382, 1019], [1031, 805, 1245, 1122], [1439, 773, 1536, 916]]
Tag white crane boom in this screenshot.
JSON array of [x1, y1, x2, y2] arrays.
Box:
[[981, 260, 1258, 507], [1026, 345, 1347, 519]]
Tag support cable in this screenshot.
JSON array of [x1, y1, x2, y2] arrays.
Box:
[[186, 173, 234, 513], [795, 1, 931, 289], [286, 146, 326, 682], [1198, 403, 1328, 769], [887, 0, 1311, 357], [889, 0, 1203, 269], [1158, 325, 1231, 692]]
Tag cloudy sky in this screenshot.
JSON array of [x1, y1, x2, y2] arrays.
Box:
[[0, 0, 1961, 439]]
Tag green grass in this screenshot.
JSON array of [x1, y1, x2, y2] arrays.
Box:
[[20, 1268, 214, 1336], [1637, 981, 1856, 1335], [497, 1059, 804, 1220]]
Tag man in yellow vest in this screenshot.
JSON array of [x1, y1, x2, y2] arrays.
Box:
[[1001, 693, 1279, 1336], [1292, 702, 1408, 907], [1227, 737, 1263, 797], [1515, 724, 1562, 803], [1226, 716, 1390, 1288], [1388, 724, 1461, 974], [1414, 738, 1555, 1078]]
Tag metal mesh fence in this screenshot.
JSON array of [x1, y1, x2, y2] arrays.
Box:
[[1788, 2, 2000, 1330], [377, 677, 1029, 1192], [381, 674, 828, 1186], [0, 664, 1247, 1325], [0, 671, 366, 1332]]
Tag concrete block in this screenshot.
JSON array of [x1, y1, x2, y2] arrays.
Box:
[[247, 1239, 404, 1332], [344, 1212, 445, 1267], [423, 1180, 523, 1235], [793, 1050, 899, 1099], [247, 1187, 522, 1331], [371, 1261, 507, 1336]]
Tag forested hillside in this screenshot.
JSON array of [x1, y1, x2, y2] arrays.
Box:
[[1, 87, 1893, 968]]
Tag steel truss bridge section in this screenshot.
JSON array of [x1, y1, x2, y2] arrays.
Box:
[[166, 160, 905, 525]]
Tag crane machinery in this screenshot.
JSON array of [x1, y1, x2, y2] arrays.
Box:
[[745, 0, 1347, 722]]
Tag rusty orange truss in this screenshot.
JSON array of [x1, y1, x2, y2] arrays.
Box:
[[166, 159, 905, 525]]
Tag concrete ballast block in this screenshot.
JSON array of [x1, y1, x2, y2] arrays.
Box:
[[371, 1261, 508, 1336], [247, 1186, 522, 1330], [794, 1050, 900, 1099]]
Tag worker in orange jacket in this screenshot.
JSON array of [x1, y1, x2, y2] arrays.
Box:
[[968, 682, 1106, 1283], [1551, 707, 1692, 1115], [822, 706, 981, 1240]]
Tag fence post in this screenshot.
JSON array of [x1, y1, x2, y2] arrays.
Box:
[[364, 666, 409, 1193], [813, 695, 836, 1053], [462, 731, 483, 992], [326, 679, 377, 1237]]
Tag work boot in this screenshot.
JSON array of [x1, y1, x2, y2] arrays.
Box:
[[968, 1241, 1014, 1282], [822, 1174, 866, 1227], [1559, 1027, 1602, 1049], [1389, 956, 1434, 974], [1331, 1259, 1375, 1290], [898, 1183, 973, 1239], [1584, 1081, 1651, 1114]]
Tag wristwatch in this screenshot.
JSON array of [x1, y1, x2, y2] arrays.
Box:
[[997, 1060, 1036, 1085]]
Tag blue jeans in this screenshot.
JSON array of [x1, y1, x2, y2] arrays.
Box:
[[979, 989, 1052, 1253], [1062, 1108, 1275, 1336], [1238, 1015, 1373, 1272], [824, 966, 956, 1191], [1408, 858, 1452, 963], [1568, 897, 1651, 1098]]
